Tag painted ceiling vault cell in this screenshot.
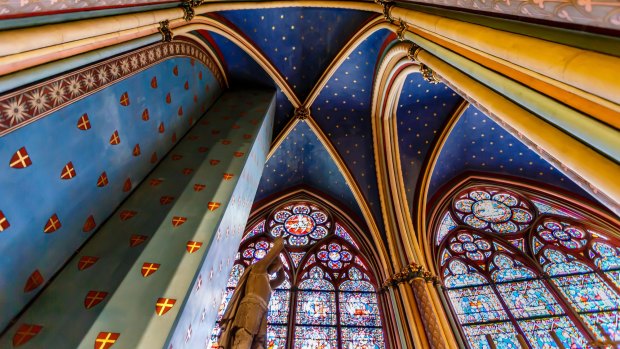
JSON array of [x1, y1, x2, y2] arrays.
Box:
[[217, 8, 375, 102], [428, 105, 593, 201], [396, 73, 463, 211], [255, 122, 363, 221], [312, 28, 394, 234]]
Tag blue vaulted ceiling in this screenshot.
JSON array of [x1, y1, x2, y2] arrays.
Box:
[[428, 105, 594, 201], [255, 121, 364, 221], [312, 28, 394, 233], [198, 7, 599, 242], [396, 73, 464, 211], [216, 8, 374, 102]]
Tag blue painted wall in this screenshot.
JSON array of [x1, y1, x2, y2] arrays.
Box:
[[0, 43, 222, 331]]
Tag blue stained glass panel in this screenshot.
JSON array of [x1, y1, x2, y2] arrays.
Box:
[[462, 322, 521, 349], [341, 327, 385, 349], [496, 280, 564, 318], [266, 324, 288, 349], [339, 292, 382, 326], [227, 264, 245, 288], [518, 316, 589, 349], [436, 212, 457, 245], [335, 223, 359, 249], [447, 286, 508, 324], [268, 289, 290, 324], [216, 289, 234, 321], [582, 311, 620, 342], [552, 273, 620, 312], [241, 220, 265, 243], [340, 280, 375, 292], [293, 326, 338, 349], [605, 270, 620, 289], [295, 291, 337, 325]]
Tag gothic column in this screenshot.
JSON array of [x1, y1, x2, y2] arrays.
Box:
[[0, 89, 275, 348]]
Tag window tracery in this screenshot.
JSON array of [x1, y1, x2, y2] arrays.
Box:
[[209, 201, 385, 349], [435, 185, 620, 349]]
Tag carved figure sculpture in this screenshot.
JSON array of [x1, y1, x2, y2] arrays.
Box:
[[218, 237, 286, 349]]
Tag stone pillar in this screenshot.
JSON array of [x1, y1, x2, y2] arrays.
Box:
[[0, 89, 275, 348], [410, 278, 447, 349]]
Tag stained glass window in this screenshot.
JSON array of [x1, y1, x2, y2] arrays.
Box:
[[210, 200, 385, 349], [436, 185, 620, 348]]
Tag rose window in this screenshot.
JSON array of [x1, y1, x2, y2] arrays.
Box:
[[269, 203, 330, 247], [317, 243, 353, 269], [454, 189, 533, 234], [242, 241, 271, 264], [537, 220, 587, 250], [449, 232, 491, 261]]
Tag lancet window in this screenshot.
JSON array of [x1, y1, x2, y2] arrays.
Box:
[[435, 186, 620, 349], [209, 201, 385, 349]]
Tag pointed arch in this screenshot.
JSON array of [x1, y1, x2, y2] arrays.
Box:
[[429, 179, 620, 348]]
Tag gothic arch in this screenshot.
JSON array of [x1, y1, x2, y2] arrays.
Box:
[[428, 178, 620, 348]]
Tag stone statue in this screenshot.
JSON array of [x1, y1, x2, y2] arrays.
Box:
[[218, 237, 286, 349]]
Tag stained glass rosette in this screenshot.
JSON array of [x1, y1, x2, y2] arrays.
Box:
[[536, 219, 588, 250], [269, 203, 330, 247], [241, 240, 272, 265], [447, 232, 492, 262], [453, 189, 533, 234], [317, 242, 353, 270]]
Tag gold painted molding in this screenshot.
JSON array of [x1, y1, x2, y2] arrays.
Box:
[[175, 32, 229, 88]]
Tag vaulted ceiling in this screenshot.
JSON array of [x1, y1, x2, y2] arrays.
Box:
[[191, 6, 597, 239]]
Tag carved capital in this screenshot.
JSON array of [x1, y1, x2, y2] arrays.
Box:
[[158, 20, 172, 42], [420, 64, 440, 84], [407, 43, 422, 62], [294, 107, 310, 120], [180, 2, 195, 22], [375, 0, 395, 23], [381, 262, 438, 291], [396, 20, 407, 41]]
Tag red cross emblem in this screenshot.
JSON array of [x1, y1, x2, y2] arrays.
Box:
[[182, 168, 193, 175], [142, 109, 150, 121], [221, 139, 231, 145], [44, 213, 61, 233], [78, 256, 99, 270], [178, 106, 183, 116], [151, 77, 158, 88], [159, 122, 165, 133], [155, 298, 176, 316], [232, 124, 240, 129], [223, 173, 234, 180], [0, 210, 10, 232], [83, 215, 96, 232], [119, 92, 130, 106], [186, 241, 202, 253], [198, 71, 202, 80], [233, 152, 244, 158], [207, 202, 220, 211], [188, 117, 194, 125], [172, 216, 187, 227], [95, 332, 119, 349], [84, 290, 108, 309], [60, 161, 76, 179], [160, 196, 174, 205], [184, 81, 189, 90], [119, 210, 137, 221], [77, 113, 91, 130], [12, 324, 42, 347], [211, 130, 220, 135], [150, 178, 163, 186], [133, 144, 141, 157], [209, 159, 220, 166], [24, 270, 44, 292], [171, 133, 177, 143], [243, 134, 252, 139], [150, 152, 158, 164], [129, 234, 147, 247], [9, 147, 32, 169], [198, 146, 208, 153], [109, 130, 120, 145], [123, 178, 132, 192], [97, 172, 108, 187], [141, 262, 160, 277], [166, 93, 171, 104], [171, 154, 183, 161], [193, 184, 205, 192], [196, 274, 202, 291], [172, 66, 178, 76]]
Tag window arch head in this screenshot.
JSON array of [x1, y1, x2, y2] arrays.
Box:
[[432, 182, 620, 349], [210, 198, 385, 349]]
